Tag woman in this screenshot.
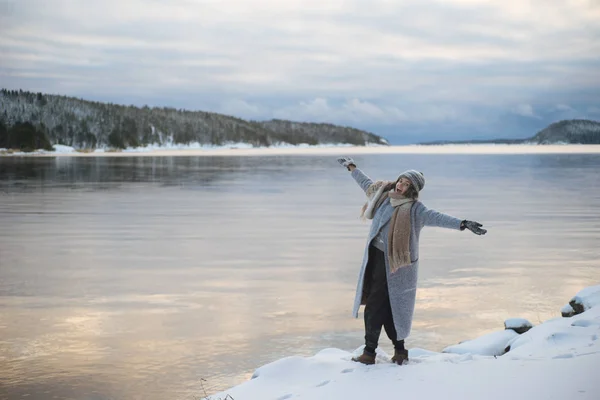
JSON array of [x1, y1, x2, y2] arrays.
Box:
[[337, 156, 487, 366]]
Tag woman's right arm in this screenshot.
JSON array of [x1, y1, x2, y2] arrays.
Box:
[[350, 167, 374, 194], [337, 156, 373, 194]]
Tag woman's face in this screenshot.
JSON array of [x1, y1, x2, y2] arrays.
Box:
[[395, 177, 412, 196]]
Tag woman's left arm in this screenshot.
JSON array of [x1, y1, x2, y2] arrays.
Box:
[[420, 204, 463, 230], [419, 204, 487, 235]]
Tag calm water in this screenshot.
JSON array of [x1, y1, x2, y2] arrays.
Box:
[[1, 152, 599, 400]]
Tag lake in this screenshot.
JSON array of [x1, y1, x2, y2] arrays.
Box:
[[1, 147, 600, 400]]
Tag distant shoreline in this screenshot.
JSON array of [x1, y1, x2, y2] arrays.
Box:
[[3, 144, 600, 157]]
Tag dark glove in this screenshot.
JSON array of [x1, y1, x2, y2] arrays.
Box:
[[336, 156, 356, 171], [461, 220, 487, 235]]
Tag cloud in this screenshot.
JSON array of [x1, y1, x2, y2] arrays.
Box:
[[553, 104, 573, 112], [272, 98, 359, 123], [513, 104, 538, 118], [269, 98, 466, 125], [1, 0, 599, 141], [219, 99, 262, 119], [238, 97, 481, 130]]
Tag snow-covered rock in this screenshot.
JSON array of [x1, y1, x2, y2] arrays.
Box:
[[505, 308, 600, 358], [442, 319, 533, 357], [562, 285, 600, 317], [561, 303, 575, 317], [504, 318, 533, 334], [442, 330, 518, 356]]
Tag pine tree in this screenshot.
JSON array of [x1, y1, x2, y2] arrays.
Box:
[[0, 119, 8, 148], [7, 122, 52, 151]]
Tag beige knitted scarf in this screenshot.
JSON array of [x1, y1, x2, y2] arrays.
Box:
[[361, 181, 415, 274]]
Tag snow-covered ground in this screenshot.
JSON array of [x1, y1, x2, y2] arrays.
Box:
[[2, 143, 600, 157], [208, 285, 600, 400], [0, 142, 361, 156]]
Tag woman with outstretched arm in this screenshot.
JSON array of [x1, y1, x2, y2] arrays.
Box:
[[336, 156, 487, 365]]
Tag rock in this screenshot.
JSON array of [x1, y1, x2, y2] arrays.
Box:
[[504, 318, 533, 334], [569, 299, 586, 315], [561, 303, 575, 318], [504, 335, 520, 353]]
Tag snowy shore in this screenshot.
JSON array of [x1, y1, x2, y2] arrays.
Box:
[[208, 285, 600, 400], [2, 143, 600, 157]]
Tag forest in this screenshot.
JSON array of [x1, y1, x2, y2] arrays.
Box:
[[0, 89, 388, 151]]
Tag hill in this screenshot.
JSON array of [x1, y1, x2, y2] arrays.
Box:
[[420, 119, 600, 145], [0, 89, 389, 151], [531, 119, 600, 144]]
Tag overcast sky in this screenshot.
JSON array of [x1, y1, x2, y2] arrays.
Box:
[[1, 0, 599, 143]]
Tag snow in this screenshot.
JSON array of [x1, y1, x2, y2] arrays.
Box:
[[3, 144, 600, 157], [0, 144, 75, 155], [208, 285, 600, 400], [0, 148, 47, 156], [52, 144, 76, 153], [442, 329, 518, 356], [504, 318, 533, 333], [0, 141, 357, 156], [120, 141, 255, 153]]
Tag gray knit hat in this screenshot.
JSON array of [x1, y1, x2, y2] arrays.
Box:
[[398, 170, 425, 191]]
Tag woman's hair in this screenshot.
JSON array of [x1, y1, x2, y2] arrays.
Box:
[[405, 185, 419, 200]]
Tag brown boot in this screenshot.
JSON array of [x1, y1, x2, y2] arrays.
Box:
[[391, 349, 409, 365], [351, 351, 376, 365]]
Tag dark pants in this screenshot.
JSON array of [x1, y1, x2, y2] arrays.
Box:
[[363, 245, 404, 354]]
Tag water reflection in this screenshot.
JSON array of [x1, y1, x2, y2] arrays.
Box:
[[1, 153, 599, 399]]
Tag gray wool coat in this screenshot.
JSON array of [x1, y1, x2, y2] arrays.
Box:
[[350, 168, 463, 340]]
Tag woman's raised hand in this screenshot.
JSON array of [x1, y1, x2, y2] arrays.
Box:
[[337, 156, 356, 171]]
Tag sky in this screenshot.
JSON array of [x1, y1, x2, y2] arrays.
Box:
[[1, 0, 599, 144]]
